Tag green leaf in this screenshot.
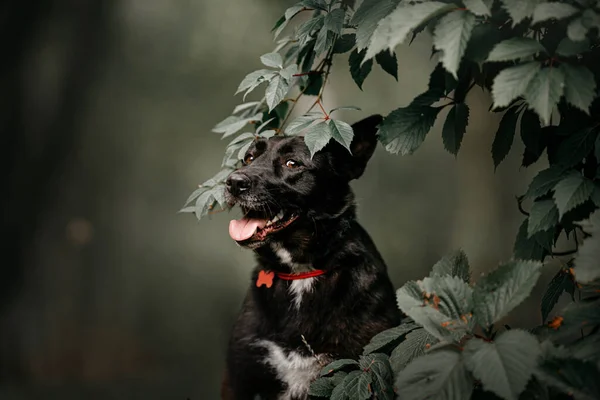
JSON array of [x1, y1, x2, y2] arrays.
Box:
[[284, 4, 305, 21], [513, 219, 551, 261], [573, 211, 600, 283], [492, 108, 519, 168], [302, 0, 328, 11], [194, 190, 215, 220], [568, 17, 588, 42], [260, 52, 283, 69], [378, 105, 442, 155], [324, 8, 345, 34], [528, 199, 559, 237], [279, 64, 298, 82], [343, 370, 372, 400], [464, 330, 541, 400], [333, 33, 356, 54], [265, 74, 289, 112], [396, 276, 474, 342], [321, 359, 359, 377], [396, 350, 473, 400], [560, 64, 597, 114], [430, 249, 471, 283], [330, 383, 349, 400], [309, 377, 336, 397], [367, 354, 395, 399], [235, 69, 273, 95], [473, 260, 543, 328], [390, 328, 439, 374], [304, 120, 332, 158], [541, 268, 575, 322], [212, 113, 263, 137], [349, 49, 373, 90], [556, 37, 591, 57], [286, 115, 320, 135], [553, 172, 595, 218], [500, 0, 543, 26], [463, 0, 493, 16], [525, 166, 568, 200], [330, 106, 361, 114], [555, 127, 598, 168], [442, 103, 470, 156], [300, 73, 323, 96], [314, 26, 335, 57], [537, 355, 600, 400], [464, 22, 505, 63], [363, 323, 420, 355], [375, 50, 398, 80], [432, 10, 476, 79], [532, 2, 579, 25], [329, 119, 354, 152], [352, 0, 400, 50], [365, 1, 454, 61], [297, 15, 325, 46], [556, 297, 600, 335], [487, 38, 546, 62], [492, 62, 541, 109], [524, 67, 565, 126]]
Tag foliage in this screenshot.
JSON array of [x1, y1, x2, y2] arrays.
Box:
[[182, 0, 600, 398]]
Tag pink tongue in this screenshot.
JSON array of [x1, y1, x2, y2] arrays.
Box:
[[229, 217, 268, 241]]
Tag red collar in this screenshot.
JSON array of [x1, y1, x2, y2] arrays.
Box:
[[256, 269, 326, 288]]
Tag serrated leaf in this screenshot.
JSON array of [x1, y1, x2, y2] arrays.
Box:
[[329, 119, 354, 152], [321, 359, 359, 376], [525, 166, 568, 200], [213, 113, 263, 137], [375, 50, 398, 80], [574, 211, 600, 283], [332, 34, 355, 54], [500, 0, 543, 26], [378, 105, 442, 155], [265, 74, 289, 112], [315, 26, 334, 57], [514, 219, 551, 261], [304, 120, 333, 158], [532, 2, 579, 25], [555, 297, 600, 335], [492, 108, 519, 168], [492, 62, 541, 109], [330, 383, 348, 400], [365, 1, 454, 61], [528, 199, 559, 237], [555, 127, 598, 168], [302, 0, 328, 11], [537, 357, 600, 400], [442, 103, 469, 156], [487, 37, 546, 62], [260, 52, 284, 69], [556, 37, 591, 57], [560, 64, 597, 114], [343, 370, 372, 400], [430, 249, 471, 283], [349, 49, 373, 90], [235, 69, 273, 95], [363, 323, 420, 355], [473, 260, 543, 328], [463, 0, 493, 16], [353, 0, 400, 50], [553, 172, 595, 218], [390, 328, 439, 374], [464, 330, 541, 400], [286, 115, 320, 135], [396, 275, 474, 341], [541, 268, 575, 322], [194, 190, 215, 220], [297, 15, 325, 46], [396, 350, 473, 400], [524, 67, 565, 126], [324, 8, 345, 34], [309, 376, 335, 397], [279, 64, 298, 82], [368, 354, 395, 399], [433, 10, 476, 78]]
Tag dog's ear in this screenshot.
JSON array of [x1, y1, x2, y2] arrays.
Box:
[[329, 114, 382, 180]]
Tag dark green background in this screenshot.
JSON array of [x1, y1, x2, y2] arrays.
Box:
[[0, 0, 569, 398]]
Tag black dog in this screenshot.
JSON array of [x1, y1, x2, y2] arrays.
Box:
[[221, 115, 401, 400]]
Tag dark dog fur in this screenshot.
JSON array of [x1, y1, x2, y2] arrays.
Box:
[[222, 115, 401, 400]]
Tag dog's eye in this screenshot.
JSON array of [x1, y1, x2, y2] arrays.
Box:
[[243, 154, 254, 165], [285, 160, 301, 168]]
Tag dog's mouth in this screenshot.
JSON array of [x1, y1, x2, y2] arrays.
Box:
[[228, 208, 299, 244]]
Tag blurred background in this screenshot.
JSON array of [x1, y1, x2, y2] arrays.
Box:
[[0, 0, 570, 398]]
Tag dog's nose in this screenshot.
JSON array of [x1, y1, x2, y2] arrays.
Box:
[[226, 173, 251, 196]]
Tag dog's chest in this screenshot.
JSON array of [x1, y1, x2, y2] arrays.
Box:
[[255, 340, 329, 400]]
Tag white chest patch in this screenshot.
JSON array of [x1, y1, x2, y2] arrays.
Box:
[[255, 340, 322, 400], [288, 278, 315, 309]]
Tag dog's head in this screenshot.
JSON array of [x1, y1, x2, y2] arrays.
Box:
[[225, 114, 382, 249]]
